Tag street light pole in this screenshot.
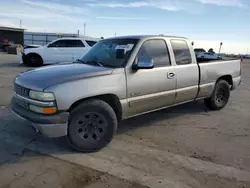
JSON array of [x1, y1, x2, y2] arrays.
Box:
[[84, 23, 86, 36], [219, 42, 223, 54]]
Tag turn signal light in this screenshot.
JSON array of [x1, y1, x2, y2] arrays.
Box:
[[43, 107, 57, 114]]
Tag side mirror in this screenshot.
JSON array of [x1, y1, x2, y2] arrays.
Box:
[[133, 57, 154, 70]]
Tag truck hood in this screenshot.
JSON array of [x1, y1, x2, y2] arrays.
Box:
[[15, 64, 114, 91]]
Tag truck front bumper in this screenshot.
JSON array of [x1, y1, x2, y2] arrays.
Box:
[[11, 98, 69, 138]]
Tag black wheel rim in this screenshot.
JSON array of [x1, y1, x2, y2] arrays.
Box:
[[75, 112, 107, 143], [215, 88, 226, 106], [30, 56, 36, 64]]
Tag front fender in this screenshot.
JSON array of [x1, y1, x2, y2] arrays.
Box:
[[44, 70, 127, 111]]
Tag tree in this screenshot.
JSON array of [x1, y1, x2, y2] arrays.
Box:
[[208, 48, 215, 54]]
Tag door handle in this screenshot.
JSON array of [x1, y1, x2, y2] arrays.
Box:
[[167, 72, 175, 79]]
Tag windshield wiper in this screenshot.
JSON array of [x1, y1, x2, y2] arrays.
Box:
[[75, 59, 106, 67], [87, 60, 103, 67], [74, 59, 85, 64]]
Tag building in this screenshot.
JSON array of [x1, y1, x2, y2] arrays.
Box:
[[0, 26, 25, 46], [0, 25, 100, 48]]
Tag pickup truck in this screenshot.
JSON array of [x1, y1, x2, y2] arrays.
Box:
[[18, 37, 99, 66], [11, 35, 241, 152]]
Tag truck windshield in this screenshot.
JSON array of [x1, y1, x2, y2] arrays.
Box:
[[79, 38, 139, 68]]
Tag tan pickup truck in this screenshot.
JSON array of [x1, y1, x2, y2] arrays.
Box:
[[11, 35, 241, 152]]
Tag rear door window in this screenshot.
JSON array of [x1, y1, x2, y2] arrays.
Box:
[[64, 40, 85, 47], [171, 40, 192, 65], [138, 39, 171, 67], [86, 40, 97, 47]]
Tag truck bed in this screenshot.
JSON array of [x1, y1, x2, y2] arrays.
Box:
[[196, 59, 241, 99]]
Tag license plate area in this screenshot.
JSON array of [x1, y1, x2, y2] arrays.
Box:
[[14, 97, 29, 109]]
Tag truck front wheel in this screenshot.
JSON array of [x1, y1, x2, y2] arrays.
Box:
[[67, 99, 117, 152], [204, 80, 230, 110]]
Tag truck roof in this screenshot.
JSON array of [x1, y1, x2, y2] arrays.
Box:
[[106, 35, 188, 40]]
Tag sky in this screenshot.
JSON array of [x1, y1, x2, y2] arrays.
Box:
[[0, 0, 249, 54]]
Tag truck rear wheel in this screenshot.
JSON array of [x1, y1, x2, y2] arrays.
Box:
[[67, 99, 117, 152], [204, 80, 230, 110]]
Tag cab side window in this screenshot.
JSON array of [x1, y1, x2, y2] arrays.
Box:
[[138, 39, 171, 67], [65, 40, 85, 47], [171, 40, 192, 65]]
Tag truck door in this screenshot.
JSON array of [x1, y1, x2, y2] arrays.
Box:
[[126, 39, 176, 117], [170, 39, 199, 103]]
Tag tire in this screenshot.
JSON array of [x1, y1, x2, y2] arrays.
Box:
[[204, 80, 230, 110], [27, 54, 43, 67], [67, 99, 117, 152]]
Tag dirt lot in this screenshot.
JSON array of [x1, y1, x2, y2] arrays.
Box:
[[0, 53, 250, 188]]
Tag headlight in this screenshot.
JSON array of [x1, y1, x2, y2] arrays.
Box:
[[29, 90, 55, 101], [29, 105, 57, 114]]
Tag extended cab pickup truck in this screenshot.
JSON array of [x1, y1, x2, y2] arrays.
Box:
[[11, 35, 241, 152]]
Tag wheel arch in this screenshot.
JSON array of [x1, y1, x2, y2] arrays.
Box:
[[216, 75, 233, 86], [68, 94, 123, 122], [27, 52, 43, 62]]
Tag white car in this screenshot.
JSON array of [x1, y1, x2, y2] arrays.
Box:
[[197, 52, 221, 60], [18, 38, 98, 66]]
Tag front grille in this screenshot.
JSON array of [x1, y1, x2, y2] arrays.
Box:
[[14, 84, 30, 98]]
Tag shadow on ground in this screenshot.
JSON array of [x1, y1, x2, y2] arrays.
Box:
[[118, 100, 208, 134], [22, 100, 209, 155]]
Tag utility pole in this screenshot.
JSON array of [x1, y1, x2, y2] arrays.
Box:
[[77, 30, 80, 37], [84, 23, 86, 36], [20, 20, 22, 28]]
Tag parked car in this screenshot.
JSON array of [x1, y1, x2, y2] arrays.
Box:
[[194, 48, 206, 56], [18, 38, 99, 66], [11, 35, 241, 152], [197, 52, 222, 60]]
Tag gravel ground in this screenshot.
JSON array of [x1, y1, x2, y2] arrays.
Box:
[[0, 53, 250, 188]]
